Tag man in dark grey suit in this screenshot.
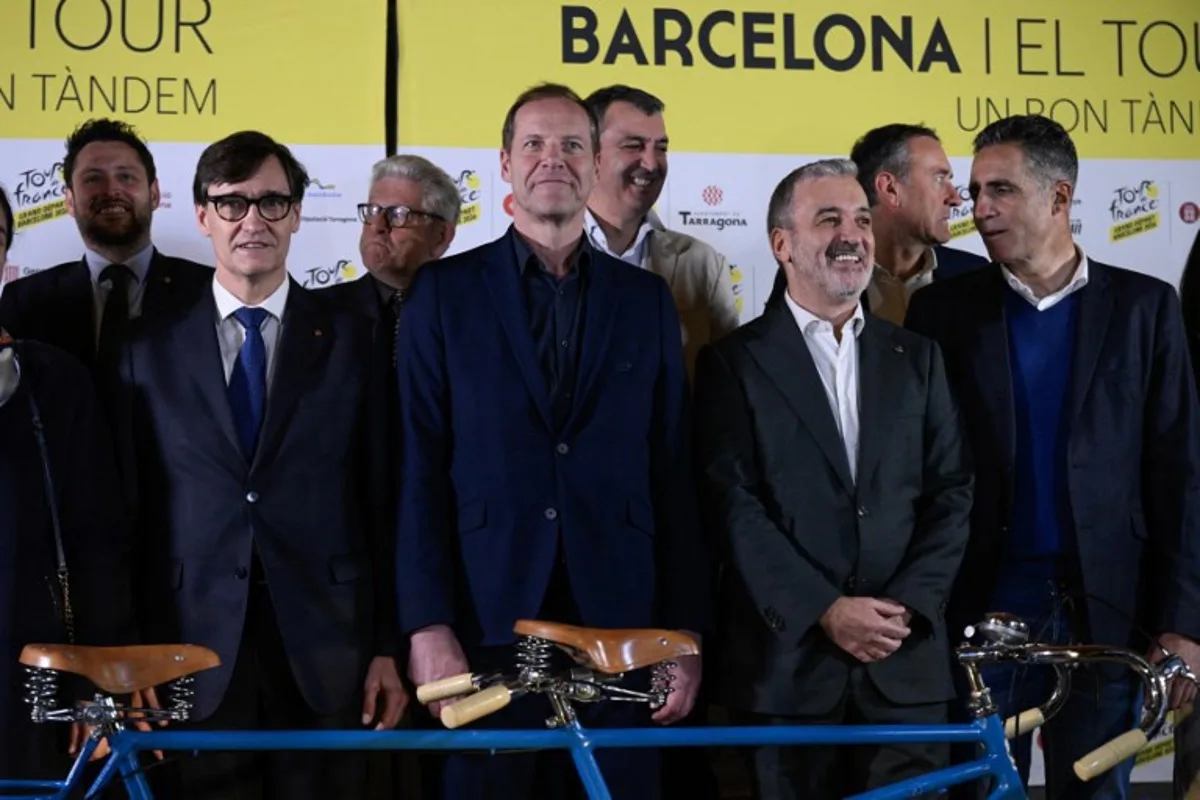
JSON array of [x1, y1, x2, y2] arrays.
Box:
[[692, 158, 973, 799]]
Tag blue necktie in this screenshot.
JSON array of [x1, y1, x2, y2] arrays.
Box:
[[227, 307, 270, 458]]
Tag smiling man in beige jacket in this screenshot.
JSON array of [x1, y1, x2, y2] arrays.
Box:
[[583, 85, 740, 385]]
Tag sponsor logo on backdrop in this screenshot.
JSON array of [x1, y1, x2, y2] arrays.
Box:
[[305, 179, 342, 200], [301, 259, 359, 288], [949, 185, 975, 238], [1109, 180, 1160, 242], [11, 161, 68, 231], [1070, 197, 1082, 236], [503, 192, 514, 217], [1180, 202, 1199, 225], [1, 263, 20, 287], [456, 170, 482, 224], [158, 191, 173, 210], [677, 186, 747, 232], [729, 264, 745, 315]]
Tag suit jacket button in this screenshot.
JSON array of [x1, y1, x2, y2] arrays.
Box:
[[235, 567, 248, 580], [544, 507, 558, 521], [556, 443, 569, 455], [857, 505, 868, 518], [246, 491, 259, 503]]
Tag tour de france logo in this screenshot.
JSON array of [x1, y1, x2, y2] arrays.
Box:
[[1109, 180, 1161, 243]]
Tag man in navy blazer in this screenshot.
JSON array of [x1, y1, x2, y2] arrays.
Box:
[[0, 119, 211, 379], [117, 131, 406, 800], [906, 115, 1200, 799], [395, 83, 710, 800]]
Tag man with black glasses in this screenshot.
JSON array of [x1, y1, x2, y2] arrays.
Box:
[[115, 130, 406, 800]]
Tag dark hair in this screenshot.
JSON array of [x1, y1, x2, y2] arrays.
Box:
[[1179, 229, 1200, 383], [63, 118, 157, 188], [192, 131, 310, 205], [0, 186, 12, 250], [973, 114, 1078, 188], [850, 123, 940, 205], [501, 83, 599, 153], [584, 84, 665, 127]]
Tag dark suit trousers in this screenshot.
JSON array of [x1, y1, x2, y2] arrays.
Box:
[[439, 556, 661, 800], [166, 578, 367, 800], [732, 667, 949, 800]]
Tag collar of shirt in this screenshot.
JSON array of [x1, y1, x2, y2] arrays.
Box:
[[370, 273, 405, 307], [212, 272, 290, 324], [784, 289, 866, 340], [871, 246, 938, 290], [84, 242, 155, 285], [583, 208, 655, 267], [511, 226, 592, 278], [1000, 244, 1090, 311]]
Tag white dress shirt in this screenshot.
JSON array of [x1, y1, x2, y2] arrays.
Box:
[[584, 208, 656, 267], [784, 291, 866, 483], [212, 275, 289, 391], [83, 243, 155, 341], [1000, 245, 1090, 311]]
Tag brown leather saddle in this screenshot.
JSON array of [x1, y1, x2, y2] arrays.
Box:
[[19, 644, 220, 695], [512, 620, 698, 674]]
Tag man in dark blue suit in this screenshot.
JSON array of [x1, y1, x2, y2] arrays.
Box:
[[765, 123, 987, 316], [906, 115, 1200, 799], [117, 131, 406, 800], [0, 119, 211, 381], [395, 83, 710, 800]]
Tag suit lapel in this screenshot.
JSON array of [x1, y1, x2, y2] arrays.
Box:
[[748, 305, 855, 495], [173, 290, 243, 462], [64, 261, 97, 365], [854, 318, 898, 490], [141, 251, 190, 316], [645, 231, 680, 287], [1064, 263, 1113, 429], [566, 252, 618, 432], [255, 281, 331, 467], [481, 239, 553, 430], [970, 269, 1016, 468]]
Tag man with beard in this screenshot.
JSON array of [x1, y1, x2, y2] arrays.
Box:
[[397, 82, 709, 800], [765, 125, 987, 316], [0, 118, 212, 385], [583, 85, 739, 383], [692, 158, 972, 799]]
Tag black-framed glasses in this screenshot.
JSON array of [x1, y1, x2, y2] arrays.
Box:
[[207, 193, 296, 222], [357, 203, 444, 228]]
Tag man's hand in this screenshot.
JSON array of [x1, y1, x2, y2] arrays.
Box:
[[407, 625, 471, 719], [819, 597, 911, 663], [651, 631, 703, 725], [362, 656, 408, 730], [69, 687, 166, 762], [1150, 633, 1200, 710]]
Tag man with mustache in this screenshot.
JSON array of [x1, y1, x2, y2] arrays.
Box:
[[0, 119, 211, 385], [693, 158, 972, 799], [582, 85, 739, 384], [115, 131, 405, 800], [765, 124, 987, 318], [906, 115, 1200, 799], [396, 82, 709, 800]]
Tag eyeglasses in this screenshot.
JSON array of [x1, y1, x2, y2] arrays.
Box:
[[207, 193, 296, 222], [357, 203, 445, 228]]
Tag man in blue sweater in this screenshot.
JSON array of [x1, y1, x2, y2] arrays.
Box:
[[906, 115, 1200, 799]]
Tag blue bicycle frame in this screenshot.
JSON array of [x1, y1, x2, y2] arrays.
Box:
[[0, 713, 1024, 800]]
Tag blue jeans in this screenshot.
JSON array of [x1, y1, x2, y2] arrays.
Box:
[[956, 570, 1142, 799]]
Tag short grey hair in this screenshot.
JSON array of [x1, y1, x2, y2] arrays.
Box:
[[973, 115, 1078, 189], [369, 154, 461, 225], [766, 158, 859, 234]]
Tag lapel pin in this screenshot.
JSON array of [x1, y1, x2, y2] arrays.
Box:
[[314, 328, 323, 337], [163, 276, 172, 284], [893, 344, 905, 354]]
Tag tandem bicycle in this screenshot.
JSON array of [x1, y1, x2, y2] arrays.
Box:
[[0, 611, 1194, 800]]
